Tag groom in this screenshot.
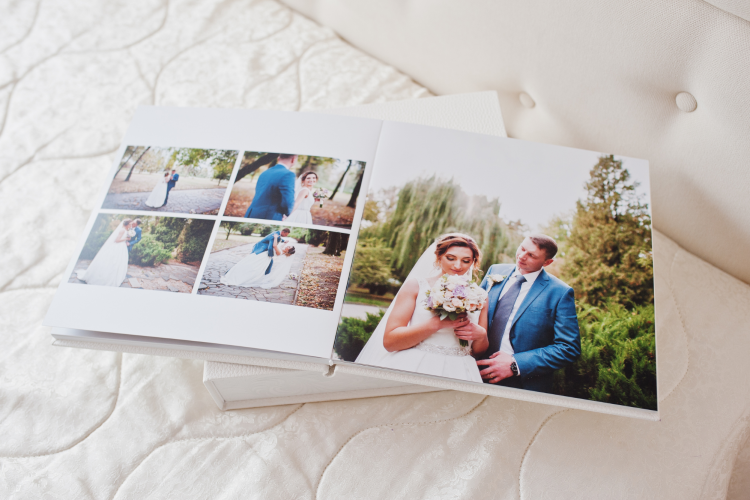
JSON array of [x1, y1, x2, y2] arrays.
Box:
[[163, 169, 179, 206], [126, 219, 142, 253], [244, 154, 297, 221], [251, 228, 290, 275], [476, 234, 581, 393]]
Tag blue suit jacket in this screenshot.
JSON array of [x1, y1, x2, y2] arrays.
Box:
[[244, 164, 295, 221], [167, 173, 179, 189], [479, 264, 581, 393], [127, 226, 142, 252], [251, 231, 284, 274]]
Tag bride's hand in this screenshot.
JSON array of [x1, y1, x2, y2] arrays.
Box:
[[454, 320, 487, 343], [430, 313, 470, 333]]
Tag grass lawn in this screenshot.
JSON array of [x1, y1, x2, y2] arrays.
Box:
[[344, 286, 394, 307], [108, 171, 228, 193]]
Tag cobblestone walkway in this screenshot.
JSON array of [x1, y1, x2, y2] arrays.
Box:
[[69, 260, 199, 293], [102, 188, 226, 214], [197, 243, 308, 303]]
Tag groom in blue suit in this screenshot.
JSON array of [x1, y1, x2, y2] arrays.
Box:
[[162, 170, 179, 206], [126, 219, 142, 253], [251, 228, 290, 275], [476, 234, 580, 393], [244, 154, 297, 221]]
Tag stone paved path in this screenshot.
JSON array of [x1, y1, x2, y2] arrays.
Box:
[[102, 188, 226, 214], [69, 260, 198, 293], [197, 243, 308, 303]]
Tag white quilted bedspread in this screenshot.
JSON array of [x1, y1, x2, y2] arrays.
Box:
[[2, 1, 750, 498]]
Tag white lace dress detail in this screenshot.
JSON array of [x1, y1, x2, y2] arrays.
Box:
[[370, 278, 483, 383]]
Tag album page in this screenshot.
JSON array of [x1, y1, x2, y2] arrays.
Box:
[[45, 106, 382, 360], [335, 120, 658, 415]]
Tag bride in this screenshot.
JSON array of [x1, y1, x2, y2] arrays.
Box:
[[76, 219, 132, 287], [220, 234, 297, 288], [355, 233, 489, 383], [284, 171, 318, 224], [145, 172, 170, 208]]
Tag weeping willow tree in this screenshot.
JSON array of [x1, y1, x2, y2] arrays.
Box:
[[364, 176, 521, 282]]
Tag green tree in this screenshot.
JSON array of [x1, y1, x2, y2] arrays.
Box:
[[288, 227, 310, 243], [176, 219, 214, 263], [334, 310, 386, 361], [213, 161, 233, 185], [561, 155, 653, 308], [553, 302, 656, 410], [151, 217, 186, 251], [222, 221, 240, 240], [172, 148, 238, 178], [350, 238, 393, 294], [323, 231, 348, 256], [366, 176, 520, 282], [80, 215, 119, 259]]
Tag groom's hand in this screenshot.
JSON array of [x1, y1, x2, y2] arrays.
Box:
[[477, 351, 514, 383]]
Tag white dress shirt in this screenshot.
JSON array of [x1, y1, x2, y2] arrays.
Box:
[[497, 268, 543, 359]]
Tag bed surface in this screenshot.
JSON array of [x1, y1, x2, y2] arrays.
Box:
[[2, 1, 750, 498]]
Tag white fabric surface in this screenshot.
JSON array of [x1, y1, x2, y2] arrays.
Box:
[[281, 0, 750, 288], [3, 0, 750, 498]]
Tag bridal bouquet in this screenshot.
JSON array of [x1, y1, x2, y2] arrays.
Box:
[[312, 188, 330, 208], [127, 229, 136, 238], [424, 274, 488, 347], [289, 273, 298, 280]]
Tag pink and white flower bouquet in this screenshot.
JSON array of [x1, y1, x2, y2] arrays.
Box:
[[424, 274, 488, 347]]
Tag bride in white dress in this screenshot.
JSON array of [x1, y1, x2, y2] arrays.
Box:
[[145, 172, 170, 208], [355, 233, 489, 383], [284, 171, 318, 225], [76, 219, 131, 287], [220, 235, 297, 288]]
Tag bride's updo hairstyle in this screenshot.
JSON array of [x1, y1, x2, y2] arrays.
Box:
[[286, 246, 296, 256], [121, 218, 133, 227], [299, 171, 317, 184], [434, 233, 482, 280]]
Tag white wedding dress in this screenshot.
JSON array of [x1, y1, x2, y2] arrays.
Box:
[[220, 241, 296, 288], [285, 188, 314, 225], [362, 278, 483, 382], [354, 242, 483, 383], [145, 175, 168, 207], [76, 222, 130, 287]]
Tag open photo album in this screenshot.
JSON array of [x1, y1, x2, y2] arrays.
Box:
[[45, 105, 659, 420]]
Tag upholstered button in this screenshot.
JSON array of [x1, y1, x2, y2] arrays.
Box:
[[676, 92, 697, 112], [519, 92, 535, 108]]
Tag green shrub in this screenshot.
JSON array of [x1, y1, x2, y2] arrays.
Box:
[[350, 238, 393, 295], [128, 233, 172, 266], [239, 223, 258, 236], [288, 227, 310, 243], [334, 310, 385, 361], [258, 225, 274, 237], [177, 219, 214, 263], [553, 302, 657, 410]]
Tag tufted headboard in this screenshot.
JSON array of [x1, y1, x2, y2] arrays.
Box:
[[280, 0, 750, 285]]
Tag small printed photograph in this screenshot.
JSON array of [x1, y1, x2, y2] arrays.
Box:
[[70, 214, 214, 293], [102, 146, 238, 215], [198, 222, 349, 311], [336, 141, 656, 411], [223, 152, 365, 229]]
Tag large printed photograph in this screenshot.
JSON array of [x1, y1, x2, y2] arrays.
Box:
[[335, 135, 656, 411]]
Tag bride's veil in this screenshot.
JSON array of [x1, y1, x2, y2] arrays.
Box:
[[354, 241, 441, 365], [102, 220, 127, 250]]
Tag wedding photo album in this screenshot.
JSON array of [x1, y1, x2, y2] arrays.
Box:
[[46, 106, 659, 419]]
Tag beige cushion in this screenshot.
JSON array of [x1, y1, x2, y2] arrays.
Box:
[[280, 0, 750, 287]]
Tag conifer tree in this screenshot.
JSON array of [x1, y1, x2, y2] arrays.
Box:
[[562, 156, 653, 308]]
